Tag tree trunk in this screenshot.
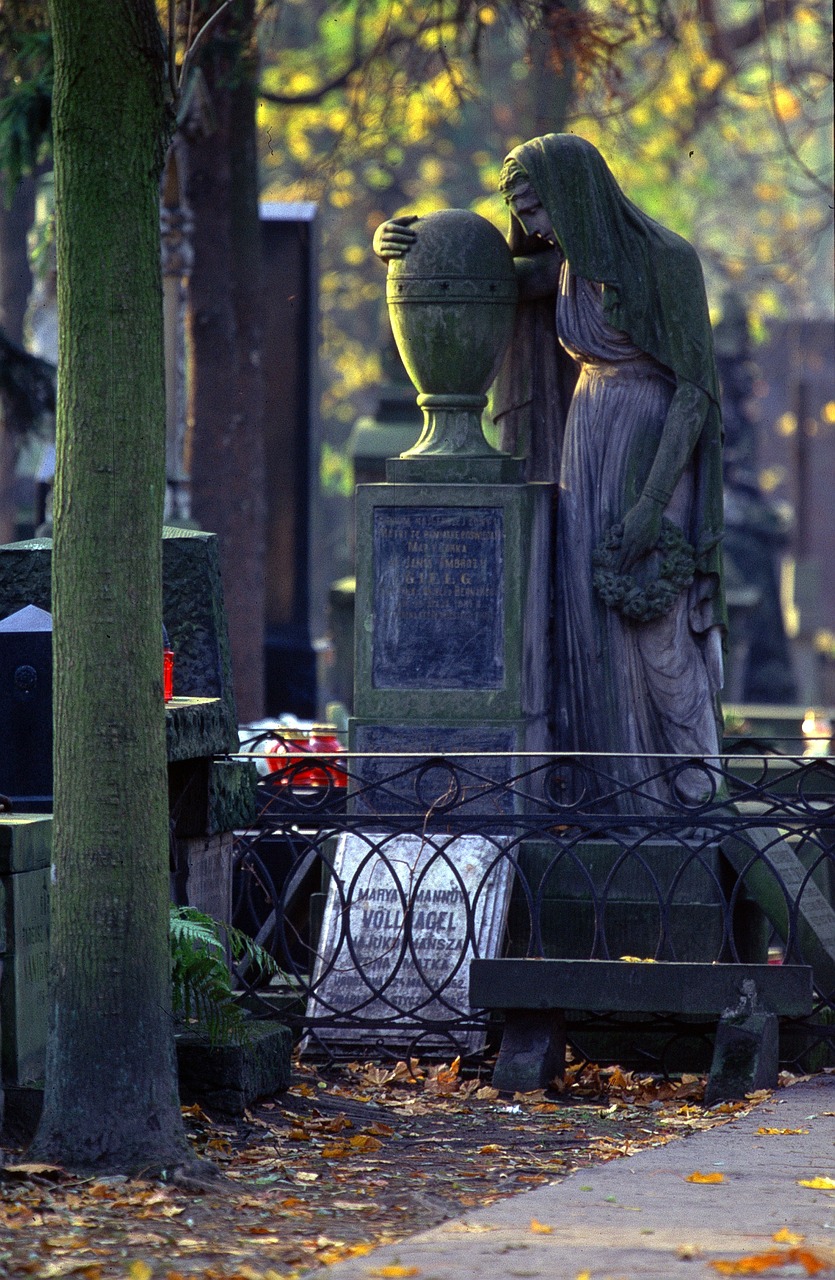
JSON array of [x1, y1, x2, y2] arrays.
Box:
[[31, 0, 192, 1173], [0, 175, 36, 543], [186, 0, 266, 723]]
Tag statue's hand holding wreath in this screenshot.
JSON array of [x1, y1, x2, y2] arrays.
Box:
[[617, 495, 663, 572]]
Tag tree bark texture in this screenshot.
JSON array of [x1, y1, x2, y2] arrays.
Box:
[[186, 0, 266, 723], [0, 175, 36, 542], [31, 0, 192, 1172]]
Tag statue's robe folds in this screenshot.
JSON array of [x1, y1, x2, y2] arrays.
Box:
[[493, 134, 725, 811]]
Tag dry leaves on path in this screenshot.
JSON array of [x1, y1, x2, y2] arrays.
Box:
[[0, 1055, 798, 1279], [709, 1246, 833, 1274]]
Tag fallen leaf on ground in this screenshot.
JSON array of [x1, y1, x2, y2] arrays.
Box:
[[757, 1128, 808, 1136], [710, 1247, 831, 1274], [686, 1171, 725, 1183], [366, 1267, 421, 1278], [797, 1177, 835, 1190], [677, 1242, 701, 1258], [1, 1162, 66, 1180], [773, 1228, 804, 1244], [530, 1218, 553, 1233], [350, 1135, 383, 1152]]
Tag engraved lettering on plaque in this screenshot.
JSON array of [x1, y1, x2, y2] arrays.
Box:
[[304, 833, 513, 1054], [372, 507, 504, 689]]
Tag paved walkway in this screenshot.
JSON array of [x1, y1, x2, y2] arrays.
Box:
[[308, 1073, 835, 1279]]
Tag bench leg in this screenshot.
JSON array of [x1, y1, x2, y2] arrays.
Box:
[[705, 1005, 779, 1105], [492, 1009, 566, 1093]]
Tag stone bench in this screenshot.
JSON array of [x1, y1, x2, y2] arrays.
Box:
[[469, 958, 814, 1101]]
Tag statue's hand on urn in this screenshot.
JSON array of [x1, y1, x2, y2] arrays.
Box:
[[373, 215, 419, 261], [617, 496, 663, 572]]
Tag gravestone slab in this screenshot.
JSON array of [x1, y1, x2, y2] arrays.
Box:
[[1, 864, 49, 1083], [372, 505, 504, 689], [0, 530, 239, 760], [0, 605, 53, 805], [305, 832, 514, 1054], [722, 827, 835, 997]]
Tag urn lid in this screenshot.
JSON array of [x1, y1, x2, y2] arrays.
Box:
[[387, 209, 517, 305]]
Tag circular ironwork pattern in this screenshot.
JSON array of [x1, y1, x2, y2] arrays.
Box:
[[592, 518, 696, 623]]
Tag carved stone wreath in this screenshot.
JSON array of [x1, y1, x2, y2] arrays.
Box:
[[592, 518, 696, 624]]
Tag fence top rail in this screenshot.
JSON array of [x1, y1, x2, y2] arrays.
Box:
[[231, 750, 830, 763]]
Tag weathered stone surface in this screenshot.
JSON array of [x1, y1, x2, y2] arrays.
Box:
[[0, 539, 52, 621], [0, 530, 239, 761], [208, 759, 259, 835], [305, 832, 514, 1054], [179, 832, 234, 924], [349, 723, 519, 816], [176, 1020, 292, 1115], [492, 1009, 566, 1093], [1, 865, 50, 1083], [165, 697, 237, 764], [161, 528, 236, 730], [705, 987, 779, 1104], [353, 481, 554, 727], [0, 814, 52, 876]]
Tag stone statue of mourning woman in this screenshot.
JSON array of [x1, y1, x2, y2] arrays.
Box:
[[375, 134, 726, 812]]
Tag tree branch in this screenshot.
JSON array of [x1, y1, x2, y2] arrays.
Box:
[[257, 15, 454, 106]]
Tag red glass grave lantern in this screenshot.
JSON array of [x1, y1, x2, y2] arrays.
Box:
[[265, 725, 347, 788]]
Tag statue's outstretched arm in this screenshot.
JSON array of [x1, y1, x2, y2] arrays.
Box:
[[617, 379, 710, 572]]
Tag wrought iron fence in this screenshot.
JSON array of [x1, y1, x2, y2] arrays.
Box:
[[230, 746, 835, 1072]]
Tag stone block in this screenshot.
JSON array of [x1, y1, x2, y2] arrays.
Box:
[[161, 528, 237, 746], [705, 1000, 779, 1104], [0, 531, 239, 761], [178, 832, 234, 924], [208, 759, 259, 835], [176, 1020, 293, 1115], [349, 721, 523, 816], [1, 865, 50, 1083], [0, 814, 52, 875], [492, 1010, 566, 1093], [353, 481, 554, 727], [469, 959, 813, 1017], [508, 841, 769, 964]]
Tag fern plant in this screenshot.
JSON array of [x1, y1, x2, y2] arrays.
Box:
[[170, 905, 280, 1046]]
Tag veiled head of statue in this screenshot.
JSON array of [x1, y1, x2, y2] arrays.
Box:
[[500, 134, 643, 281], [499, 133, 722, 415]]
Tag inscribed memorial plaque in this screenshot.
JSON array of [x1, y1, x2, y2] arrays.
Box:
[[372, 506, 504, 689], [305, 832, 513, 1053]]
